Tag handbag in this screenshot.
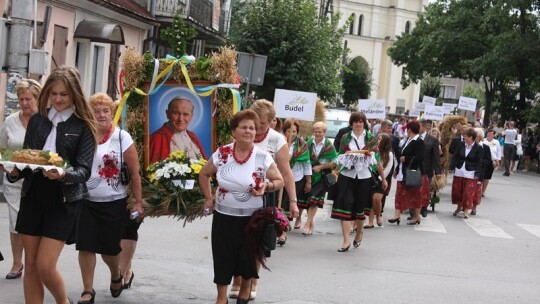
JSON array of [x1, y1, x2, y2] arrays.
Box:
[[370, 170, 380, 188], [404, 156, 422, 188], [261, 196, 277, 252], [119, 130, 131, 185], [323, 170, 337, 188]]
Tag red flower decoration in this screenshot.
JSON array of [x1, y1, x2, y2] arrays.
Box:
[[218, 145, 233, 166], [97, 152, 120, 186]]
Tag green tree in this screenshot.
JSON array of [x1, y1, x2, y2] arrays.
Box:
[[160, 10, 198, 57], [387, 0, 540, 127], [229, 0, 348, 102], [342, 56, 372, 106], [462, 85, 485, 107], [419, 76, 441, 103]]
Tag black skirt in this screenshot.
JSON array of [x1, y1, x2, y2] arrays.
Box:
[[330, 174, 372, 221], [211, 211, 258, 285], [76, 198, 127, 255], [16, 173, 81, 244]]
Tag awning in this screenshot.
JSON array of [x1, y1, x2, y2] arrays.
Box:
[[74, 20, 125, 44]]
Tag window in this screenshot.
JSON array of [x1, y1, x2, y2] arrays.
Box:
[[358, 14, 363, 36], [91, 45, 105, 95], [405, 21, 411, 34], [440, 85, 457, 99], [349, 13, 355, 35]]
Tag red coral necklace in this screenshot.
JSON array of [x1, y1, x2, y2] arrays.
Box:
[[254, 127, 270, 143], [233, 143, 254, 165], [99, 125, 113, 145]]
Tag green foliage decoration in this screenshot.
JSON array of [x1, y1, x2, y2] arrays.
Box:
[[160, 10, 198, 57]]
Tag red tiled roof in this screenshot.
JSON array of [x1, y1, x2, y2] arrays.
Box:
[[89, 0, 157, 25]]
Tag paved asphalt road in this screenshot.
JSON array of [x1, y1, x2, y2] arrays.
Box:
[[1, 170, 539, 304]]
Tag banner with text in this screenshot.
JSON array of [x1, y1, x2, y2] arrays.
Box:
[[422, 96, 437, 106], [458, 96, 478, 112], [442, 103, 457, 114], [424, 105, 445, 121], [274, 89, 317, 121], [358, 99, 386, 119]]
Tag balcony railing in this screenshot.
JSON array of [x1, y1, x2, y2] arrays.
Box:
[[188, 0, 213, 29]]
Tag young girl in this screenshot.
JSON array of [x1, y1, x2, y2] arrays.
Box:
[[2, 66, 97, 304], [365, 133, 393, 228]]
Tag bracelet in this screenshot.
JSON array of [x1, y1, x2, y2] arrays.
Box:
[[290, 198, 298, 202]]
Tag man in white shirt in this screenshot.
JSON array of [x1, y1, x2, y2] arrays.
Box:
[[502, 121, 518, 176]]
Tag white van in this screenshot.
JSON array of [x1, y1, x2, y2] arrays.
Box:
[[325, 108, 351, 143]]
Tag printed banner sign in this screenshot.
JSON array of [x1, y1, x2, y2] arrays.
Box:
[[274, 89, 317, 121], [458, 96, 477, 112], [422, 96, 437, 106], [424, 105, 445, 121], [358, 99, 386, 119], [409, 108, 421, 116], [414, 102, 425, 111], [442, 103, 457, 114]]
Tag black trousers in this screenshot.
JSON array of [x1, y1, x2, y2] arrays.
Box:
[[503, 144, 516, 174]]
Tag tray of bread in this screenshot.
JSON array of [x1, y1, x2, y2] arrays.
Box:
[[0, 149, 66, 174]]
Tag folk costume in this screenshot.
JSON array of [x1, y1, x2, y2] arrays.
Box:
[[281, 136, 311, 214], [298, 137, 337, 209]]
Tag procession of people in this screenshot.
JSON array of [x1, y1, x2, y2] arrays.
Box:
[[1, 65, 540, 304]]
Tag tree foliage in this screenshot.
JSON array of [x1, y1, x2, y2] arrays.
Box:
[[387, 0, 540, 127], [229, 0, 348, 101], [342, 56, 372, 106], [419, 76, 441, 103]]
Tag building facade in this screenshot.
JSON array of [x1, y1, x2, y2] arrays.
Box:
[[323, 0, 428, 114]]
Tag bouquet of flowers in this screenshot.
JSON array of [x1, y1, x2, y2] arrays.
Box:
[[143, 150, 208, 225]]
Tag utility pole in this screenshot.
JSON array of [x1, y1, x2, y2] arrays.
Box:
[[5, 0, 33, 114]]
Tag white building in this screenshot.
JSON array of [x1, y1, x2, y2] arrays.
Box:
[[324, 0, 428, 114]]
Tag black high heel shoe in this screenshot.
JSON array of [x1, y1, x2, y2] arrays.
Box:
[[6, 264, 23, 279], [123, 272, 134, 289], [388, 218, 401, 225], [77, 289, 96, 304], [407, 219, 421, 225], [353, 239, 362, 248], [277, 236, 287, 246], [337, 243, 351, 252], [110, 274, 124, 298]]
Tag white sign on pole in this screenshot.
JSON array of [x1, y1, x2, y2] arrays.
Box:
[[424, 105, 445, 121], [414, 102, 425, 111], [457, 96, 477, 112], [358, 99, 386, 119], [442, 103, 457, 114], [409, 108, 421, 116], [422, 96, 437, 106], [274, 89, 317, 121]]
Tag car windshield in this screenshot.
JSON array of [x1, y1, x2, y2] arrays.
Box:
[[326, 120, 350, 139]]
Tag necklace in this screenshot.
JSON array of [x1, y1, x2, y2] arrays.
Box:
[[254, 127, 270, 143], [233, 143, 254, 165], [99, 125, 113, 145]]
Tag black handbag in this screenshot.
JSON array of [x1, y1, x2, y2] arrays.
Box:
[[323, 170, 337, 188], [404, 156, 422, 188], [261, 196, 276, 251], [370, 170, 380, 188], [119, 130, 131, 185]]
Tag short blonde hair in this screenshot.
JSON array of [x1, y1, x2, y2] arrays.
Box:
[[312, 121, 327, 132], [474, 127, 485, 140], [89, 92, 114, 112], [250, 99, 276, 121], [15, 79, 42, 99]]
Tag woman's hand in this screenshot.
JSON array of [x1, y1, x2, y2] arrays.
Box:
[[312, 165, 322, 173], [250, 182, 266, 197], [382, 179, 388, 191], [400, 156, 405, 163], [304, 180, 311, 193], [0, 164, 18, 176], [43, 169, 65, 180]]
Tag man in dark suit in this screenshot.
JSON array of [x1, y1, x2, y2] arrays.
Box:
[[333, 125, 352, 151], [449, 125, 467, 171], [418, 119, 443, 217]]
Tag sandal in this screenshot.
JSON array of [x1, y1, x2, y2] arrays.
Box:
[[110, 274, 124, 298], [77, 289, 95, 304], [229, 288, 240, 299]]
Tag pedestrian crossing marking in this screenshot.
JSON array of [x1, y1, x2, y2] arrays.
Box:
[[415, 214, 447, 233], [464, 218, 513, 239], [516, 224, 540, 238]]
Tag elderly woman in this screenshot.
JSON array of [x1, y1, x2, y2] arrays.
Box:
[[481, 129, 501, 196], [200, 109, 284, 304], [451, 128, 483, 218], [472, 128, 492, 215], [0, 79, 41, 279], [331, 112, 383, 251], [281, 119, 312, 241], [298, 121, 336, 235], [228, 99, 299, 300], [76, 93, 144, 303], [388, 120, 424, 225]]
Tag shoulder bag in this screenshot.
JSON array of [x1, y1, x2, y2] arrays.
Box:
[[404, 156, 422, 188], [261, 195, 277, 252], [119, 129, 131, 185]]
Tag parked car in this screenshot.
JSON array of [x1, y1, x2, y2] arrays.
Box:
[[325, 108, 351, 144]]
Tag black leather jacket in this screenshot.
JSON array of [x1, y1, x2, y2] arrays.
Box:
[[8, 112, 95, 202]]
